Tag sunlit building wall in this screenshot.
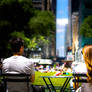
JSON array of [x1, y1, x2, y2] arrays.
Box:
[[72, 12, 79, 61], [68, 0, 72, 47]]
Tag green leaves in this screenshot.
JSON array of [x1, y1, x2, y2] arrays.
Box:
[[29, 10, 56, 36], [27, 35, 49, 50], [0, 0, 56, 57], [10, 31, 49, 50], [80, 16, 92, 37]]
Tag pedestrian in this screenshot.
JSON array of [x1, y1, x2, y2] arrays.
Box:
[[2, 37, 35, 92]]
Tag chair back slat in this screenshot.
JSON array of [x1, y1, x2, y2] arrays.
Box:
[[0, 73, 31, 92], [73, 73, 88, 83], [73, 73, 88, 91]]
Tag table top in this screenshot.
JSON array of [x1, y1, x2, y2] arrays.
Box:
[[40, 75, 73, 78]]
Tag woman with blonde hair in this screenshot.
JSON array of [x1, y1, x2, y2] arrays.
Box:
[[79, 45, 92, 92]]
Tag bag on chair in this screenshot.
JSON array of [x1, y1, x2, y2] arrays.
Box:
[[31, 85, 45, 92]]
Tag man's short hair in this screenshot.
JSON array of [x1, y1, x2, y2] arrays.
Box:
[[10, 37, 24, 53]]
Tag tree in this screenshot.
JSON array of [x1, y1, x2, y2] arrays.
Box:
[[80, 16, 92, 47], [11, 31, 49, 50], [80, 16, 92, 37], [0, 0, 34, 37], [0, 0, 34, 57], [0, 0, 56, 58], [28, 10, 56, 37]]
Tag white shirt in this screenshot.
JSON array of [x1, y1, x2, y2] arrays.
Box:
[[73, 62, 87, 73], [2, 56, 34, 75], [2, 56, 34, 92]]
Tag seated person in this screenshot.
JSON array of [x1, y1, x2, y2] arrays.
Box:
[[76, 45, 92, 92], [2, 37, 35, 92]]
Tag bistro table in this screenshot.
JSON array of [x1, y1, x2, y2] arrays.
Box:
[[40, 75, 73, 92]]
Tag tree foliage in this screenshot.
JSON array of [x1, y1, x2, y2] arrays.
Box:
[[0, 0, 34, 57], [29, 10, 56, 37], [0, 0, 56, 58], [80, 16, 92, 37], [11, 31, 49, 50], [0, 0, 34, 36]]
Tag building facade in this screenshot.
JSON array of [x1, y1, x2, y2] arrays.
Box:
[[69, 0, 92, 62]]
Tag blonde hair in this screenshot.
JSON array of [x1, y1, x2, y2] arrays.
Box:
[[83, 45, 92, 83]]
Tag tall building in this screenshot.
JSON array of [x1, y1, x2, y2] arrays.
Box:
[[69, 0, 92, 61], [72, 12, 79, 61], [64, 24, 68, 57], [32, 0, 43, 10], [68, 0, 79, 48], [32, 0, 56, 58], [68, 0, 72, 47], [32, 0, 56, 13], [65, 24, 73, 60]]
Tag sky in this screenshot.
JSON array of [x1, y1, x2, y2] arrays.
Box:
[[56, 0, 68, 57]]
